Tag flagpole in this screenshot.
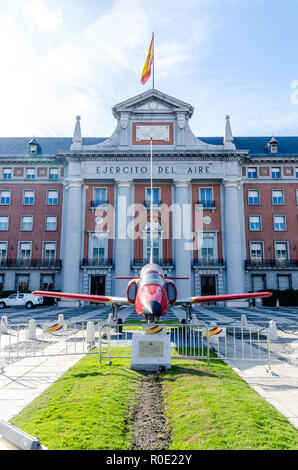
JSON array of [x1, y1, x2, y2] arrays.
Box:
[[150, 137, 153, 264], [152, 32, 155, 89]]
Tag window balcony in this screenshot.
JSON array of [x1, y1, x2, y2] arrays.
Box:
[[0, 259, 62, 269], [193, 258, 225, 267], [81, 258, 113, 267], [245, 259, 298, 270], [90, 200, 108, 209], [132, 258, 174, 268], [144, 200, 162, 209], [197, 200, 216, 209]]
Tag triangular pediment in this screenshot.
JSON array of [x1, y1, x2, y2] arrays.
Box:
[[112, 89, 194, 118]]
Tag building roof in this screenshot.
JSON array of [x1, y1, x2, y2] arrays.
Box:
[[200, 136, 298, 156], [0, 136, 297, 157], [0, 137, 106, 157]]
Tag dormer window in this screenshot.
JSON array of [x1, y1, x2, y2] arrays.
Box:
[[29, 137, 41, 155], [267, 137, 278, 153]]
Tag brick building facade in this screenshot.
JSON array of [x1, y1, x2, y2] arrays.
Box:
[[0, 89, 297, 302]]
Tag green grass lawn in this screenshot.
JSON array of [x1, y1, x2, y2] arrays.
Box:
[[12, 354, 141, 450], [12, 354, 298, 450], [163, 360, 298, 450]]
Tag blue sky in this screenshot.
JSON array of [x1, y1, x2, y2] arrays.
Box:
[[1, 0, 298, 138]]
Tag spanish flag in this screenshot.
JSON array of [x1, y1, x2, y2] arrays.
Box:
[[141, 35, 154, 85]]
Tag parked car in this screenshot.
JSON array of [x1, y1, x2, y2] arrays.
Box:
[[0, 293, 43, 309]]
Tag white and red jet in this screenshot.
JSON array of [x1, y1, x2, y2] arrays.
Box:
[[33, 262, 272, 323]]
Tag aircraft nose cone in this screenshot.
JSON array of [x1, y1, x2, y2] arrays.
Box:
[[143, 300, 162, 316]]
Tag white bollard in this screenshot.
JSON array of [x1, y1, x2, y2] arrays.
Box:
[[58, 313, 64, 323], [108, 313, 115, 324], [1, 316, 8, 334], [241, 314, 247, 326], [86, 321, 95, 344], [276, 299, 280, 308], [28, 319, 36, 340], [269, 320, 278, 341], [191, 314, 198, 324]]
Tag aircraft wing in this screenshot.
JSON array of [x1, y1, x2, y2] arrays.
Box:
[[175, 291, 272, 305], [32, 290, 130, 305]]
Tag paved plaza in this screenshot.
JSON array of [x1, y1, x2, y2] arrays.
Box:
[[1, 303, 297, 329]]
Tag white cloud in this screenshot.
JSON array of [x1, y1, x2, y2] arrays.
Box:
[[0, 0, 214, 137], [21, 0, 63, 32]]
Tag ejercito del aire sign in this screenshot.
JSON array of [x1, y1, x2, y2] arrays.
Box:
[[83, 161, 224, 179]]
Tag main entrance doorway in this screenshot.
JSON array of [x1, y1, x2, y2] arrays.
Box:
[[90, 275, 105, 295], [201, 276, 216, 305]]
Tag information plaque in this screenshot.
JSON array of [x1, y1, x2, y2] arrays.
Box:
[[139, 341, 164, 358]]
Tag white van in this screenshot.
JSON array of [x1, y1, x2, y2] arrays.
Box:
[[0, 293, 43, 309]]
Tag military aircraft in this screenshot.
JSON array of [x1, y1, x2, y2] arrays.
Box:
[[32, 264, 271, 323]]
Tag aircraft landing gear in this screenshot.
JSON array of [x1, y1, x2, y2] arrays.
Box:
[[112, 304, 118, 322], [181, 303, 192, 324]]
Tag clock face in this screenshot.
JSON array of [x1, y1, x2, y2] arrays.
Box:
[[203, 216, 211, 225], [95, 216, 104, 225]]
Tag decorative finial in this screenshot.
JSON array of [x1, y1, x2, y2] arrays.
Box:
[[224, 114, 236, 150], [71, 115, 82, 149]]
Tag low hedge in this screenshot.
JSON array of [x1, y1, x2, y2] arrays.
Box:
[[262, 289, 298, 307]]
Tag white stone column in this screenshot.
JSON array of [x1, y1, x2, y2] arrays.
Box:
[[62, 177, 84, 296], [173, 180, 192, 297], [223, 179, 245, 300], [114, 180, 132, 296]]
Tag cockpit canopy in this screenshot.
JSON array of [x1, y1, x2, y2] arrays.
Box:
[[139, 264, 164, 287]]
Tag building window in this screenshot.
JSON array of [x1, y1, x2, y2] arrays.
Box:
[[296, 189, 298, 205], [26, 168, 36, 180], [144, 220, 162, 262], [21, 215, 33, 231], [47, 190, 58, 205], [248, 190, 260, 205], [92, 236, 105, 262], [250, 242, 263, 263], [0, 190, 11, 205], [272, 189, 284, 205], [0, 242, 8, 265], [40, 273, 54, 290], [18, 242, 32, 263], [23, 189, 35, 205], [271, 167, 281, 179], [252, 274, 266, 291], [49, 168, 59, 179], [0, 216, 9, 231], [145, 188, 161, 208], [247, 167, 257, 179], [45, 215, 57, 231], [199, 188, 214, 208], [0, 273, 4, 290], [198, 233, 216, 264], [274, 242, 289, 265], [93, 188, 107, 205], [273, 215, 286, 231], [16, 274, 30, 291], [2, 168, 12, 180], [277, 274, 291, 290], [249, 215, 261, 231], [43, 242, 56, 262], [295, 168, 298, 178]]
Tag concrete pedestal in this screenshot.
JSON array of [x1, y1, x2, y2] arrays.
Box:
[[131, 333, 171, 372]]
